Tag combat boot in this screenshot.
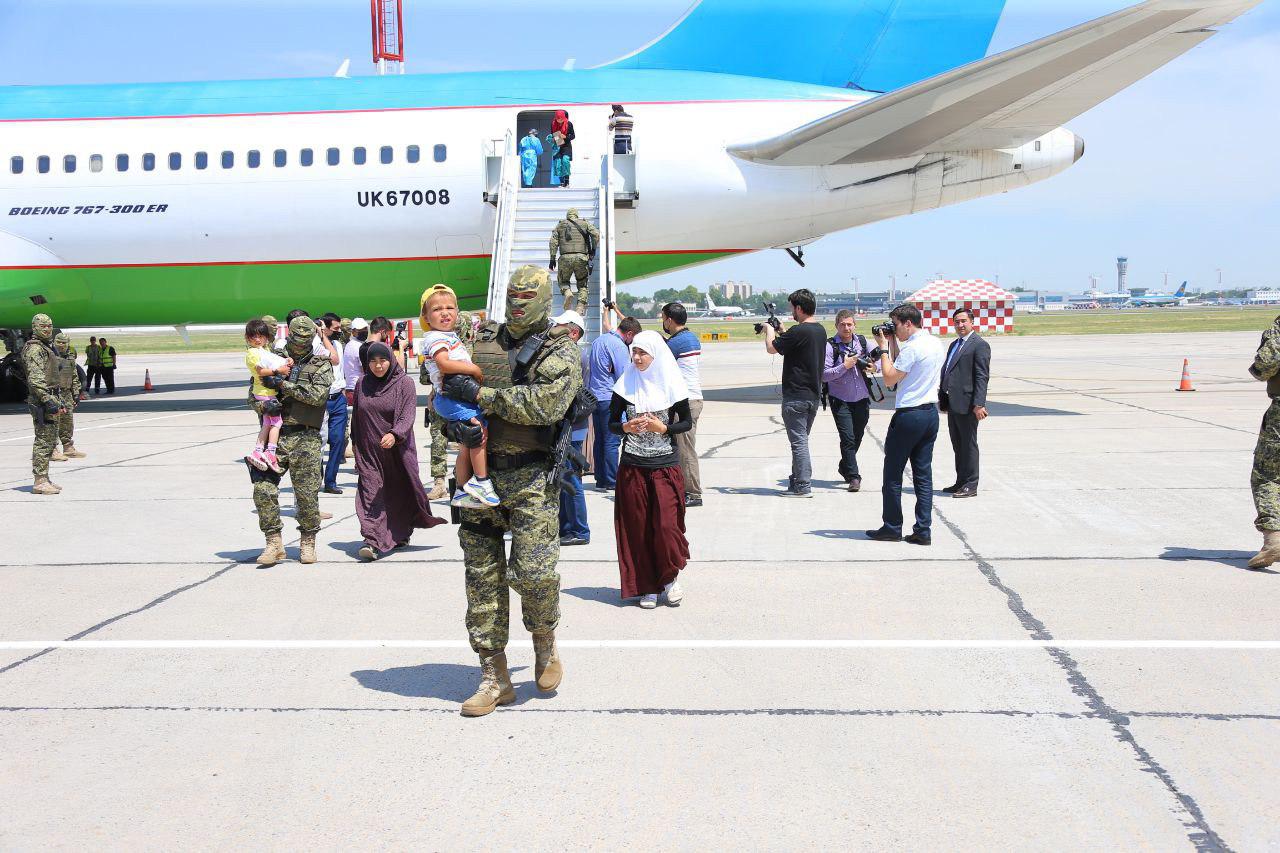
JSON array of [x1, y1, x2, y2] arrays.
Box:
[[32, 476, 60, 496], [461, 650, 516, 717], [50, 448, 68, 462], [62, 444, 87, 459], [427, 477, 448, 500], [256, 533, 285, 566], [1248, 530, 1280, 569], [299, 532, 318, 564], [532, 631, 563, 692]]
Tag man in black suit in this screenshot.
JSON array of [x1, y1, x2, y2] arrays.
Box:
[[938, 308, 991, 498]]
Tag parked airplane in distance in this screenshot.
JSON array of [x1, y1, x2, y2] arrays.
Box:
[[1129, 282, 1191, 307], [703, 295, 746, 318]]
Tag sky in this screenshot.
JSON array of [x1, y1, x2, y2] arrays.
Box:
[[1, 0, 1277, 297]]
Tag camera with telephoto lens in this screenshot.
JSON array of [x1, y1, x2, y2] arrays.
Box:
[[602, 297, 616, 310], [753, 302, 782, 334]]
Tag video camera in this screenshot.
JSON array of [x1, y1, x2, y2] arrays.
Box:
[[394, 320, 409, 352], [753, 302, 783, 334]]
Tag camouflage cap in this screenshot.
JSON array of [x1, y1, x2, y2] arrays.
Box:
[[567, 208, 579, 218], [261, 314, 278, 328], [286, 315, 317, 357], [340, 317, 352, 331], [53, 332, 71, 353]]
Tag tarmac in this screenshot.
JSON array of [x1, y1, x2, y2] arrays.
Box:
[[1, 331, 1277, 850]]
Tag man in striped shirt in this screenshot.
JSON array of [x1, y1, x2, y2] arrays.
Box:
[[609, 104, 634, 154], [662, 302, 704, 507]]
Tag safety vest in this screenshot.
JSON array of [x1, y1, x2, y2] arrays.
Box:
[[99, 347, 115, 369]]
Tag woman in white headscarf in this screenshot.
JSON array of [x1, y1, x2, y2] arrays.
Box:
[[609, 329, 693, 608]]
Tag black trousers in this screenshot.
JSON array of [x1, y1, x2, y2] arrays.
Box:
[[100, 368, 116, 394], [829, 397, 870, 482], [85, 366, 99, 392], [947, 409, 980, 489]]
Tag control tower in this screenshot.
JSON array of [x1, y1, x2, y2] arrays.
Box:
[[1116, 257, 1129, 294]]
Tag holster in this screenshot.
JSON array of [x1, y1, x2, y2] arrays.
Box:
[[29, 403, 50, 426]]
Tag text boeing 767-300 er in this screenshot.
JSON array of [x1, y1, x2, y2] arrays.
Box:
[[0, 0, 1262, 359]]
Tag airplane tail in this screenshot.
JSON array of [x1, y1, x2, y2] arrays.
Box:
[[1176, 282, 1187, 297], [597, 0, 1008, 93], [706, 294, 716, 310]]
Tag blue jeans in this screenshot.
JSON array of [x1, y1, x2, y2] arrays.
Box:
[[881, 405, 939, 537], [559, 440, 590, 540], [592, 401, 619, 488], [324, 393, 348, 490]]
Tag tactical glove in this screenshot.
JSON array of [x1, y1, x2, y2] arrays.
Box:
[[260, 374, 284, 391], [442, 374, 482, 404], [260, 397, 283, 416], [445, 418, 485, 449], [43, 399, 61, 417], [548, 258, 557, 271]]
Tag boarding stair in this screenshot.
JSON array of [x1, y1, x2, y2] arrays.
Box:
[[486, 132, 617, 342]]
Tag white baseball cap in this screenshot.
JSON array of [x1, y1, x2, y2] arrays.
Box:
[[351, 317, 369, 330], [552, 310, 586, 332]]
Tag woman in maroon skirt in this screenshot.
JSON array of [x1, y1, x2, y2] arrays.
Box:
[[351, 342, 445, 561], [609, 330, 693, 607]]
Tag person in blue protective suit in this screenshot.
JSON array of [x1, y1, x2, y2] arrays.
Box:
[[519, 130, 543, 188]]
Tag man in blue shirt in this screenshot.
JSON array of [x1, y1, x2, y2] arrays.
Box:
[[589, 307, 641, 490], [867, 304, 945, 545], [661, 302, 704, 507]]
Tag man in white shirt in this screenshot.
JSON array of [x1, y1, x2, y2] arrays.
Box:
[[340, 317, 368, 463], [867, 304, 945, 546]]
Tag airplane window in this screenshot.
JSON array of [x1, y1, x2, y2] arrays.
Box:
[[64, 155, 76, 173], [143, 153, 156, 171], [116, 154, 129, 172], [433, 144, 447, 163], [1034, 141, 1041, 152], [90, 154, 103, 173], [221, 151, 234, 169], [380, 146, 393, 164], [168, 152, 181, 170], [274, 149, 287, 167], [353, 146, 366, 165], [247, 150, 261, 168], [326, 147, 339, 166], [300, 148, 313, 167], [406, 145, 420, 163], [10, 156, 22, 174], [37, 155, 50, 174], [195, 152, 208, 170]]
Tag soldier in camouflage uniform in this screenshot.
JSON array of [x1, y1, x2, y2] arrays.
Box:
[[250, 315, 334, 566], [549, 208, 599, 314], [1249, 314, 1280, 568], [339, 317, 352, 347], [22, 314, 65, 495], [439, 266, 583, 717], [49, 333, 86, 462]]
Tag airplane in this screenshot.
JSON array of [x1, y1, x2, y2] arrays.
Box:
[[704, 295, 746, 318], [1128, 282, 1191, 307], [0, 0, 1263, 399]]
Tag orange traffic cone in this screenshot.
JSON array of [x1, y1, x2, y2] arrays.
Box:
[[1176, 359, 1195, 392], [143, 369, 154, 392]]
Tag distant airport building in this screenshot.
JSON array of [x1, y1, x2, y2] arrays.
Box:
[[1117, 257, 1129, 294], [908, 280, 1016, 335], [1247, 289, 1280, 304], [816, 291, 893, 314], [1015, 292, 1069, 312], [712, 280, 753, 299]]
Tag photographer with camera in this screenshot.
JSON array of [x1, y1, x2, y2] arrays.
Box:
[[866, 304, 945, 545], [762, 289, 827, 498], [823, 310, 875, 493]]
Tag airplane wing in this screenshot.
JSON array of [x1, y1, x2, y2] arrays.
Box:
[[728, 0, 1262, 166]]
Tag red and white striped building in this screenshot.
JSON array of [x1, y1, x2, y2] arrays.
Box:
[[906, 279, 1016, 335]]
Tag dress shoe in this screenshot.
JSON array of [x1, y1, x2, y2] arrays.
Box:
[[941, 484, 961, 494], [904, 533, 931, 546], [952, 486, 978, 498], [559, 536, 589, 546], [684, 494, 703, 508], [848, 478, 862, 493], [865, 527, 902, 542], [322, 486, 343, 495]]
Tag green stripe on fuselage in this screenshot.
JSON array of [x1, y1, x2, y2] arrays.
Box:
[[0, 250, 741, 328]]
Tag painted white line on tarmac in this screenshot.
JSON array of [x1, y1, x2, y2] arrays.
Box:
[[0, 405, 245, 443], [1, 640, 1278, 650]]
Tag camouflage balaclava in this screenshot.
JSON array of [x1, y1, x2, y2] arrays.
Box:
[[339, 317, 352, 343], [32, 313, 53, 343], [567, 208, 580, 220], [506, 265, 552, 339], [286, 315, 317, 360], [53, 332, 70, 355]]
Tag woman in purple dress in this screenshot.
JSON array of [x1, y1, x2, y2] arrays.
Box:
[[352, 342, 444, 560]]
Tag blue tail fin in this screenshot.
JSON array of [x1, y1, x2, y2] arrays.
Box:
[[599, 0, 1008, 93]]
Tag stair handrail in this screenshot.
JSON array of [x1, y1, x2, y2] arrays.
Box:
[[596, 150, 617, 341], [486, 130, 517, 322]]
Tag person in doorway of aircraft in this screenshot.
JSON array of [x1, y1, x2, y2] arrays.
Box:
[[609, 104, 633, 154], [519, 129, 543, 188], [546, 109, 575, 188]]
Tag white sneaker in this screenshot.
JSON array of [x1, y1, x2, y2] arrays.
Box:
[[639, 594, 659, 609], [450, 489, 484, 509], [464, 476, 501, 507], [663, 579, 684, 606]]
